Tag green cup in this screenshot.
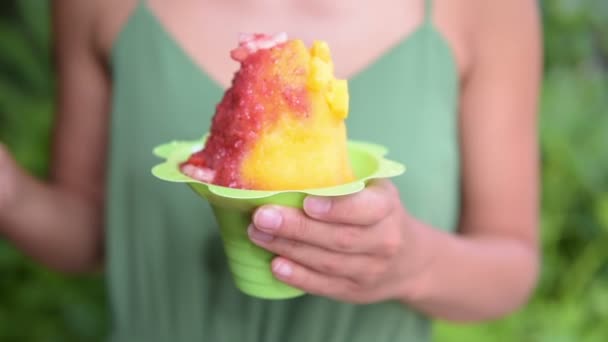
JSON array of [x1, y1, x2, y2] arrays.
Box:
[[152, 136, 405, 300]]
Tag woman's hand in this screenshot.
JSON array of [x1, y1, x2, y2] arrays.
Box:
[[248, 180, 427, 303], [0, 144, 20, 220]]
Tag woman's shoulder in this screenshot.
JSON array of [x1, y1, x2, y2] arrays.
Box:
[[91, 0, 140, 63], [52, 0, 139, 65], [433, 0, 541, 81]]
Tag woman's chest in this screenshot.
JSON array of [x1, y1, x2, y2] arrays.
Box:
[[99, 0, 453, 84]]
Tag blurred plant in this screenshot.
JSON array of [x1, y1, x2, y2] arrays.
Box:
[[0, 0, 52, 176]]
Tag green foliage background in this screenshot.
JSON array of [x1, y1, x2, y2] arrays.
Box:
[[0, 1, 607, 341]]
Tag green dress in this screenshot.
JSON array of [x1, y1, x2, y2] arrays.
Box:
[[107, 0, 459, 340]]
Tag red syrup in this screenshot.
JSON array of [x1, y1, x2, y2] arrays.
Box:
[[182, 34, 310, 188]]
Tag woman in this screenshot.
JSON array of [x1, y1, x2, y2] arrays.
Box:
[[0, 0, 541, 341]]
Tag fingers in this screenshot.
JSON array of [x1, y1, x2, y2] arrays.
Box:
[[248, 225, 375, 280], [303, 179, 398, 226], [252, 206, 384, 254], [270, 257, 378, 304], [270, 257, 347, 298]]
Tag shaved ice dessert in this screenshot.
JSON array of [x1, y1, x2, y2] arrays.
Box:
[[181, 33, 354, 190], [151, 32, 406, 299]]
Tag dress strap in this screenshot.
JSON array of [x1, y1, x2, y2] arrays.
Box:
[[424, 0, 433, 23]]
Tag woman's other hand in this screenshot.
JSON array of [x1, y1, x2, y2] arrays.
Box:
[[0, 143, 20, 221]]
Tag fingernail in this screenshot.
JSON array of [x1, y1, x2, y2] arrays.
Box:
[[247, 224, 275, 242], [304, 196, 331, 215], [254, 207, 282, 231], [273, 260, 293, 277]]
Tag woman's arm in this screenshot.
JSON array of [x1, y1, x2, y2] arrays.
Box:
[[395, 0, 542, 320], [0, 0, 109, 273]]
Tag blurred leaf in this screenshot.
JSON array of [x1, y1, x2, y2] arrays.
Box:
[[16, 0, 50, 52], [0, 21, 48, 94], [595, 193, 608, 232]]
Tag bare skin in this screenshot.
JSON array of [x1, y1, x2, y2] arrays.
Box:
[[0, 0, 541, 321]]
